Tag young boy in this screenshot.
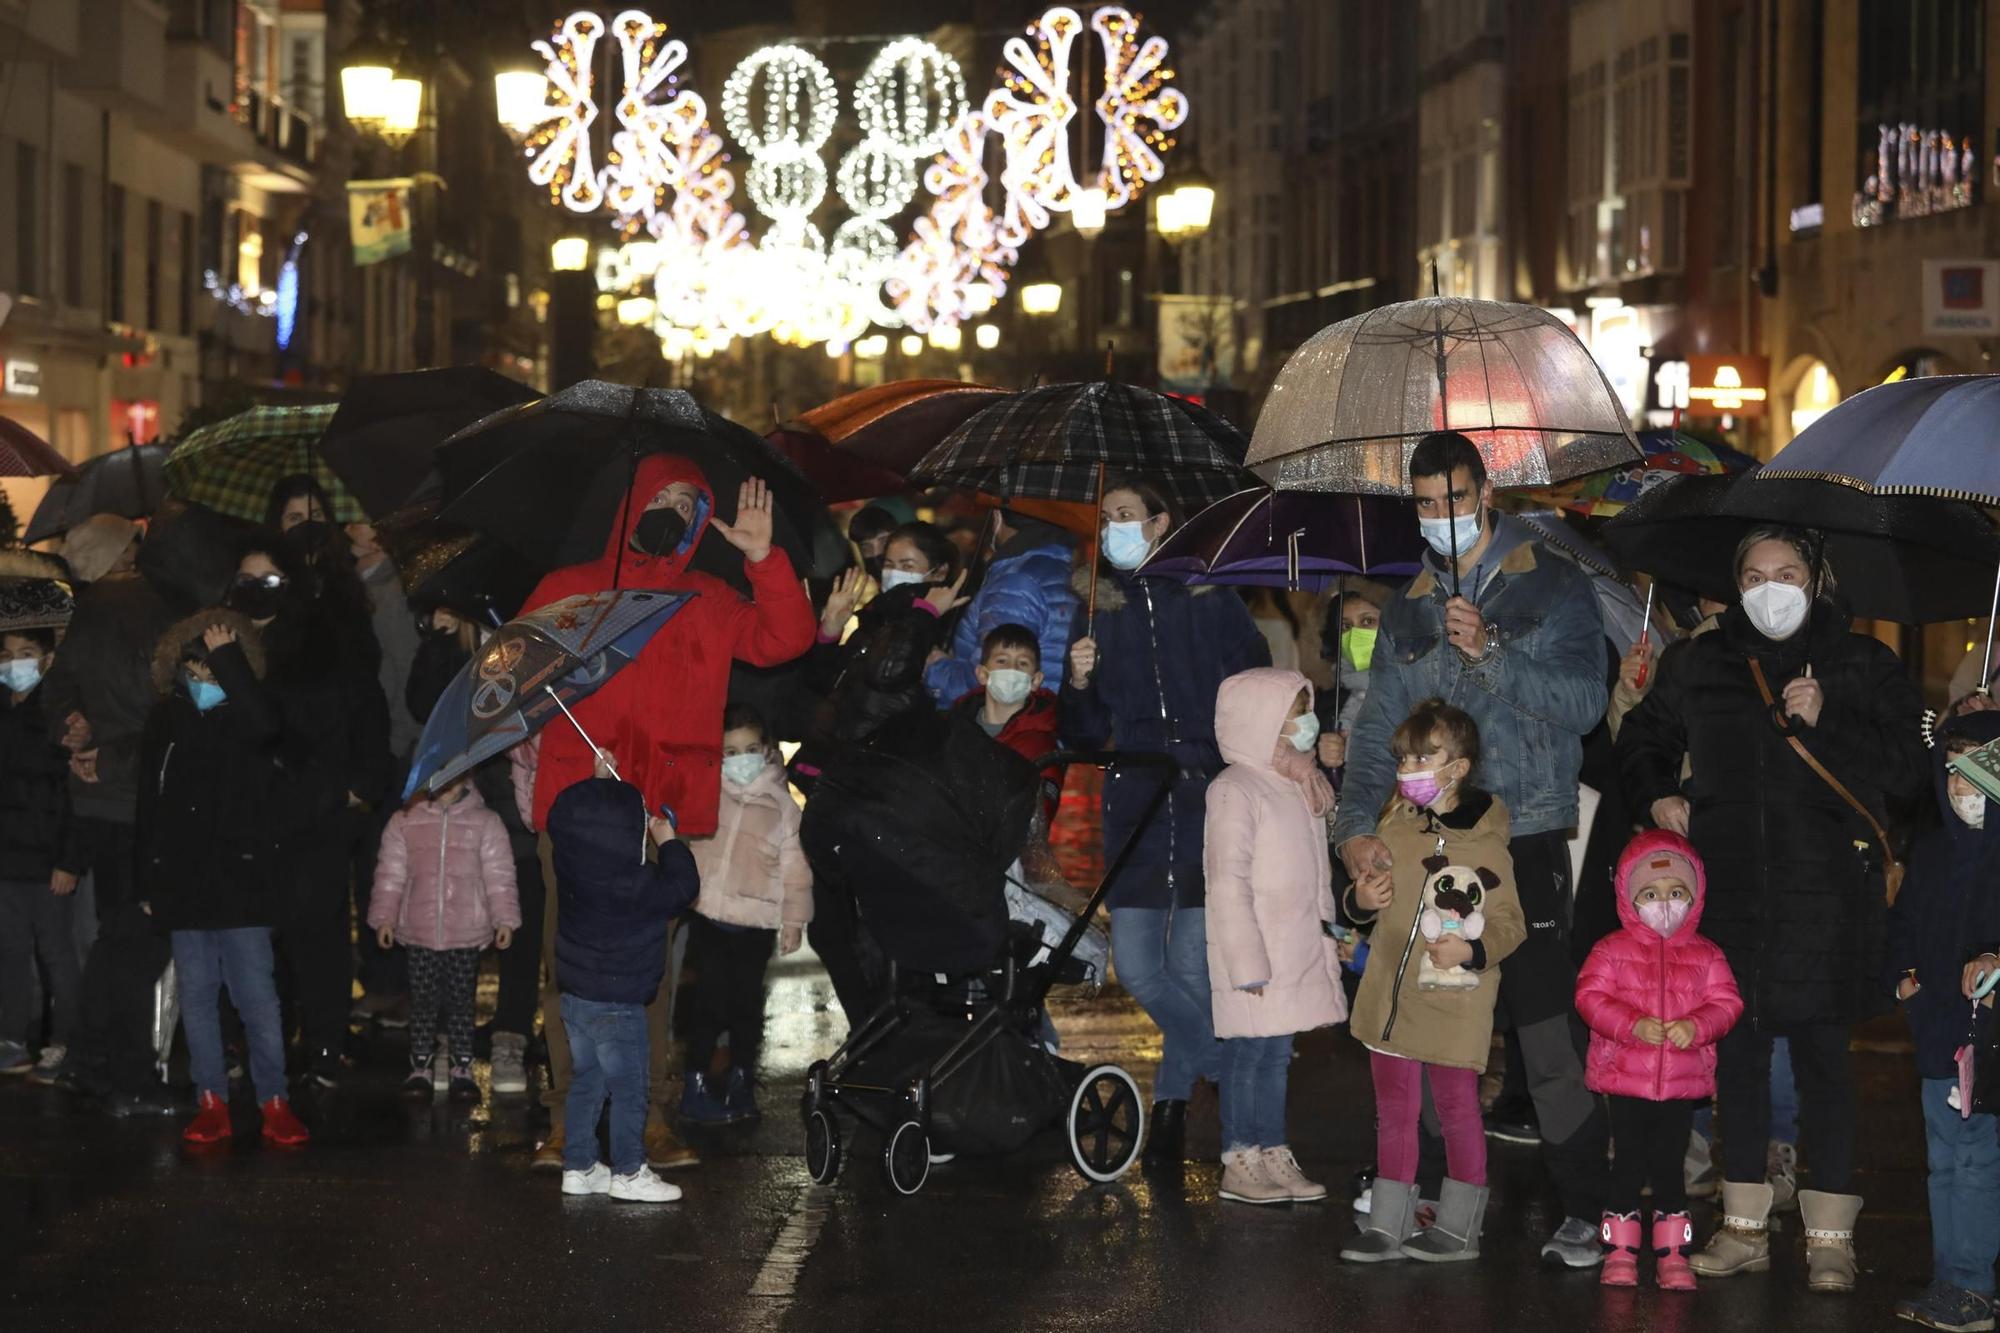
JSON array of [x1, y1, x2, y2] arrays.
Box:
[[0, 603, 85, 1078], [679, 703, 811, 1126], [1889, 710, 2000, 1333], [953, 623, 1064, 821], [548, 770, 700, 1203]]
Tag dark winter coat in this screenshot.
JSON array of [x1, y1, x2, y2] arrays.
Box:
[[1617, 602, 1928, 1028], [136, 612, 288, 932], [1059, 566, 1270, 909], [550, 777, 699, 1006], [261, 604, 394, 827], [924, 531, 1077, 705], [0, 680, 84, 882], [1886, 711, 2000, 1079]]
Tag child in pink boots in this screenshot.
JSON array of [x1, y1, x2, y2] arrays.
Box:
[[1575, 831, 1743, 1289]]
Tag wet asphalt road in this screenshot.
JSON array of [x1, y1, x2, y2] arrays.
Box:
[[1, 950, 1938, 1332]]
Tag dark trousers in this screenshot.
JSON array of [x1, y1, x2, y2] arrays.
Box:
[[72, 820, 171, 1092], [1608, 1096, 1700, 1214], [684, 915, 775, 1074], [407, 945, 480, 1071], [350, 800, 405, 999], [1497, 829, 1610, 1220], [492, 847, 545, 1037], [808, 873, 881, 1029], [0, 878, 81, 1046], [1717, 1020, 1855, 1191], [277, 828, 356, 1061]]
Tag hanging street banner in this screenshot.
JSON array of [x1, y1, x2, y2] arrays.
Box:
[[1157, 294, 1236, 397], [347, 179, 414, 266]]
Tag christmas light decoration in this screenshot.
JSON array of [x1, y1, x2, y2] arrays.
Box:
[[855, 38, 968, 156], [1090, 6, 1186, 208], [523, 11, 607, 213]]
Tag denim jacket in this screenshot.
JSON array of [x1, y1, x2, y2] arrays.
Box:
[[1331, 514, 1607, 845]]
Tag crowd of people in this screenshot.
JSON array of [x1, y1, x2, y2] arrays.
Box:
[[1, 423, 1994, 1328]]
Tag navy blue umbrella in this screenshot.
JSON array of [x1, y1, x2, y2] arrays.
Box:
[[1759, 374, 2000, 503], [1136, 488, 1425, 592]]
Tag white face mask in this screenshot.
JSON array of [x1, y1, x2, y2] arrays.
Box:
[[1285, 712, 1320, 752], [1418, 511, 1481, 559], [1953, 791, 1987, 829], [879, 568, 928, 592], [983, 667, 1033, 706], [1103, 519, 1154, 570], [1742, 580, 1809, 640], [0, 658, 44, 694], [721, 753, 768, 788]]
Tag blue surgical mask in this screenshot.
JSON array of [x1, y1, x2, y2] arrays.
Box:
[[983, 667, 1033, 706], [1103, 520, 1154, 570], [721, 752, 768, 787], [0, 658, 44, 695], [187, 677, 226, 713], [879, 568, 928, 593], [1286, 712, 1321, 752], [1418, 511, 1481, 559]]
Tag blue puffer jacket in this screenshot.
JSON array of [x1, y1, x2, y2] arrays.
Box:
[[1060, 566, 1270, 909], [925, 536, 1078, 705], [1332, 514, 1607, 847], [549, 778, 699, 1006]]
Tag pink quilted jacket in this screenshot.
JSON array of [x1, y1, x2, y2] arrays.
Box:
[[368, 788, 521, 952], [1575, 830, 1743, 1102]]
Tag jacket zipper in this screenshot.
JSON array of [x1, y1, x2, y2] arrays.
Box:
[[1752, 656, 1767, 1031], [1655, 929, 1667, 1100], [1381, 820, 1445, 1043], [434, 807, 449, 944], [1140, 581, 1178, 933]]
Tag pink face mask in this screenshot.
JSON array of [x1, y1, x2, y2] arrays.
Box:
[[1397, 770, 1449, 807], [1637, 897, 1691, 938]]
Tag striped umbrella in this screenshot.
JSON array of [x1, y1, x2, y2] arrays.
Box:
[[163, 404, 363, 524], [0, 416, 76, 478]]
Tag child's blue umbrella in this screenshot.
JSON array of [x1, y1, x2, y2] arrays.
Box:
[[401, 588, 694, 801]]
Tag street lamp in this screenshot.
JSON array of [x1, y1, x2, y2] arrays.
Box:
[[551, 234, 592, 272], [1020, 281, 1063, 316], [1156, 166, 1216, 244], [928, 324, 963, 351], [494, 65, 552, 137], [339, 35, 398, 134], [1071, 186, 1109, 240], [899, 334, 924, 357], [380, 77, 424, 148], [975, 323, 1000, 350]]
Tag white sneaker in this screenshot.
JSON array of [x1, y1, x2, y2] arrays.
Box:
[[609, 1166, 683, 1203], [561, 1163, 611, 1196]]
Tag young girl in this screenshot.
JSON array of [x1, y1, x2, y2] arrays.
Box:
[[369, 776, 520, 1103], [1204, 667, 1346, 1205], [1577, 831, 1742, 1289], [1341, 699, 1523, 1262], [139, 612, 309, 1149], [678, 703, 811, 1125]]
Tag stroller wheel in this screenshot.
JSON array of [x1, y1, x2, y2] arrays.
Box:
[[1068, 1065, 1144, 1184], [882, 1120, 931, 1196], [805, 1108, 842, 1185]]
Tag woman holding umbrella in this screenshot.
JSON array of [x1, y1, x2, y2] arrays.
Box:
[[1062, 475, 1270, 1172], [1617, 527, 1926, 1293]]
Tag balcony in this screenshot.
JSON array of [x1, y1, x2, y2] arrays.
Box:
[[0, 0, 80, 60], [61, 0, 168, 112], [159, 38, 316, 192]]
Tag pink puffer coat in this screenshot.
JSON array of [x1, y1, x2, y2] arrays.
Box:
[[1575, 830, 1743, 1101], [1204, 667, 1347, 1039], [368, 788, 521, 952]]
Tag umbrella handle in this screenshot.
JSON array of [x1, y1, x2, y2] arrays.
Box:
[[1088, 461, 1106, 636], [546, 686, 620, 782]]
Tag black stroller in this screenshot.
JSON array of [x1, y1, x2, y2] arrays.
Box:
[[801, 751, 1172, 1195]]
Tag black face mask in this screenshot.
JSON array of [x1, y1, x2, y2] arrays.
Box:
[[285, 520, 335, 557], [631, 507, 688, 558], [225, 575, 288, 621]]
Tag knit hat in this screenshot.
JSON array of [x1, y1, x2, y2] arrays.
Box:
[[1624, 839, 1698, 900], [0, 550, 74, 633], [61, 514, 140, 584]]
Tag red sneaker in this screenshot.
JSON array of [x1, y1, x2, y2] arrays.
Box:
[[259, 1096, 311, 1148], [182, 1090, 233, 1146]]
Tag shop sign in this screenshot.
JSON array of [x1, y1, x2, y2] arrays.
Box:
[[1657, 356, 1769, 418], [3, 358, 41, 397], [1922, 260, 2000, 337]]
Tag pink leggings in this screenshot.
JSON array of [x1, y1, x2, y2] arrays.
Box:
[[1370, 1051, 1487, 1186]]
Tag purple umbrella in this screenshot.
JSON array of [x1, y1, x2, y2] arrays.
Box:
[[1136, 487, 1426, 592]]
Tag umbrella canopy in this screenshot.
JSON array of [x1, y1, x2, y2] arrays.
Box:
[[1541, 430, 1760, 518], [1600, 471, 2000, 624], [163, 404, 362, 524], [798, 378, 1010, 480], [24, 442, 167, 542], [1138, 487, 1425, 592], [0, 417, 76, 479], [1759, 374, 2000, 503], [319, 368, 537, 521], [375, 502, 542, 625], [1512, 508, 1663, 655], [433, 381, 819, 580], [766, 425, 909, 505], [402, 588, 693, 800], [1246, 297, 1642, 494], [911, 380, 1255, 515]]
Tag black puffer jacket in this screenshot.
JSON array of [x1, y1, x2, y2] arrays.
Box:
[[261, 608, 393, 824], [0, 682, 84, 882], [1617, 602, 1927, 1027]]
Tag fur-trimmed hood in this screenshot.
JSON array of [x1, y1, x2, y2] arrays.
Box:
[[150, 608, 267, 695], [1069, 562, 1222, 614]]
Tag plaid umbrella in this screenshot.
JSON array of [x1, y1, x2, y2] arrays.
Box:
[[0, 417, 75, 478], [910, 380, 1254, 514], [163, 404, 363, 524]]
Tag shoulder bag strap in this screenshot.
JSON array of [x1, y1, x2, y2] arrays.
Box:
[[1747, 656, 1896, 861]]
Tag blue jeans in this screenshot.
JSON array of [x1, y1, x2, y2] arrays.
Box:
[[561, 993, 649, 1176], [1694, 1035, 1798, 1144], [1923, 1078, 2000, 1294], [1220, 1033, 1291, 1150], [1110, 907, 1220, 1102], [171, 928, 286, 1104]]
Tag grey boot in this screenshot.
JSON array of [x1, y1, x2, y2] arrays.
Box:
[[1401, 1177, 1488, 1262], [1340, 1177, 1418, 1262], [1689, 1181, 1774, 1277], [1798, 1189, 1862, 1293]]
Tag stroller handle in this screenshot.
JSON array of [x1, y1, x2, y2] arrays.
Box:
[[1038, 749, 1178, 973], [1033, 749, 1176, 773]]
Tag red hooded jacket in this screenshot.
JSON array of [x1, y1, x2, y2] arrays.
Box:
[[524, 453, 814, 836], [1574, 830, 1744, 1102]]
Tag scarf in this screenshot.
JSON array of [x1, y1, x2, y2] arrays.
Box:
[[1271, 737, 1336, 819]]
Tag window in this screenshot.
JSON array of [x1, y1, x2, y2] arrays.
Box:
[[146, 200, 163, 330], [1714, 12, 1744, 265], [1854, 0, 1984, 225], [179, 209, 195, 334], [236, 210, 262, 292], [1797, 0, 1826, 212], [61, 162, 83, 306], [15, 144, 38, 297], [107, 185, 127, 322]]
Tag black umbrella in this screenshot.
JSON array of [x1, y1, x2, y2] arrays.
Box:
[[24, 443, 168, 542], [319, 368, 538, 520], [1600, 471, 2000, 624], [433, 381, 818, 583], [375, 502, 542, 625]]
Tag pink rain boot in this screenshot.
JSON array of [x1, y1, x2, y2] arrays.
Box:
[[1600, 1212, 1641, 1287], [1653, 1212, 1697, 1291]]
